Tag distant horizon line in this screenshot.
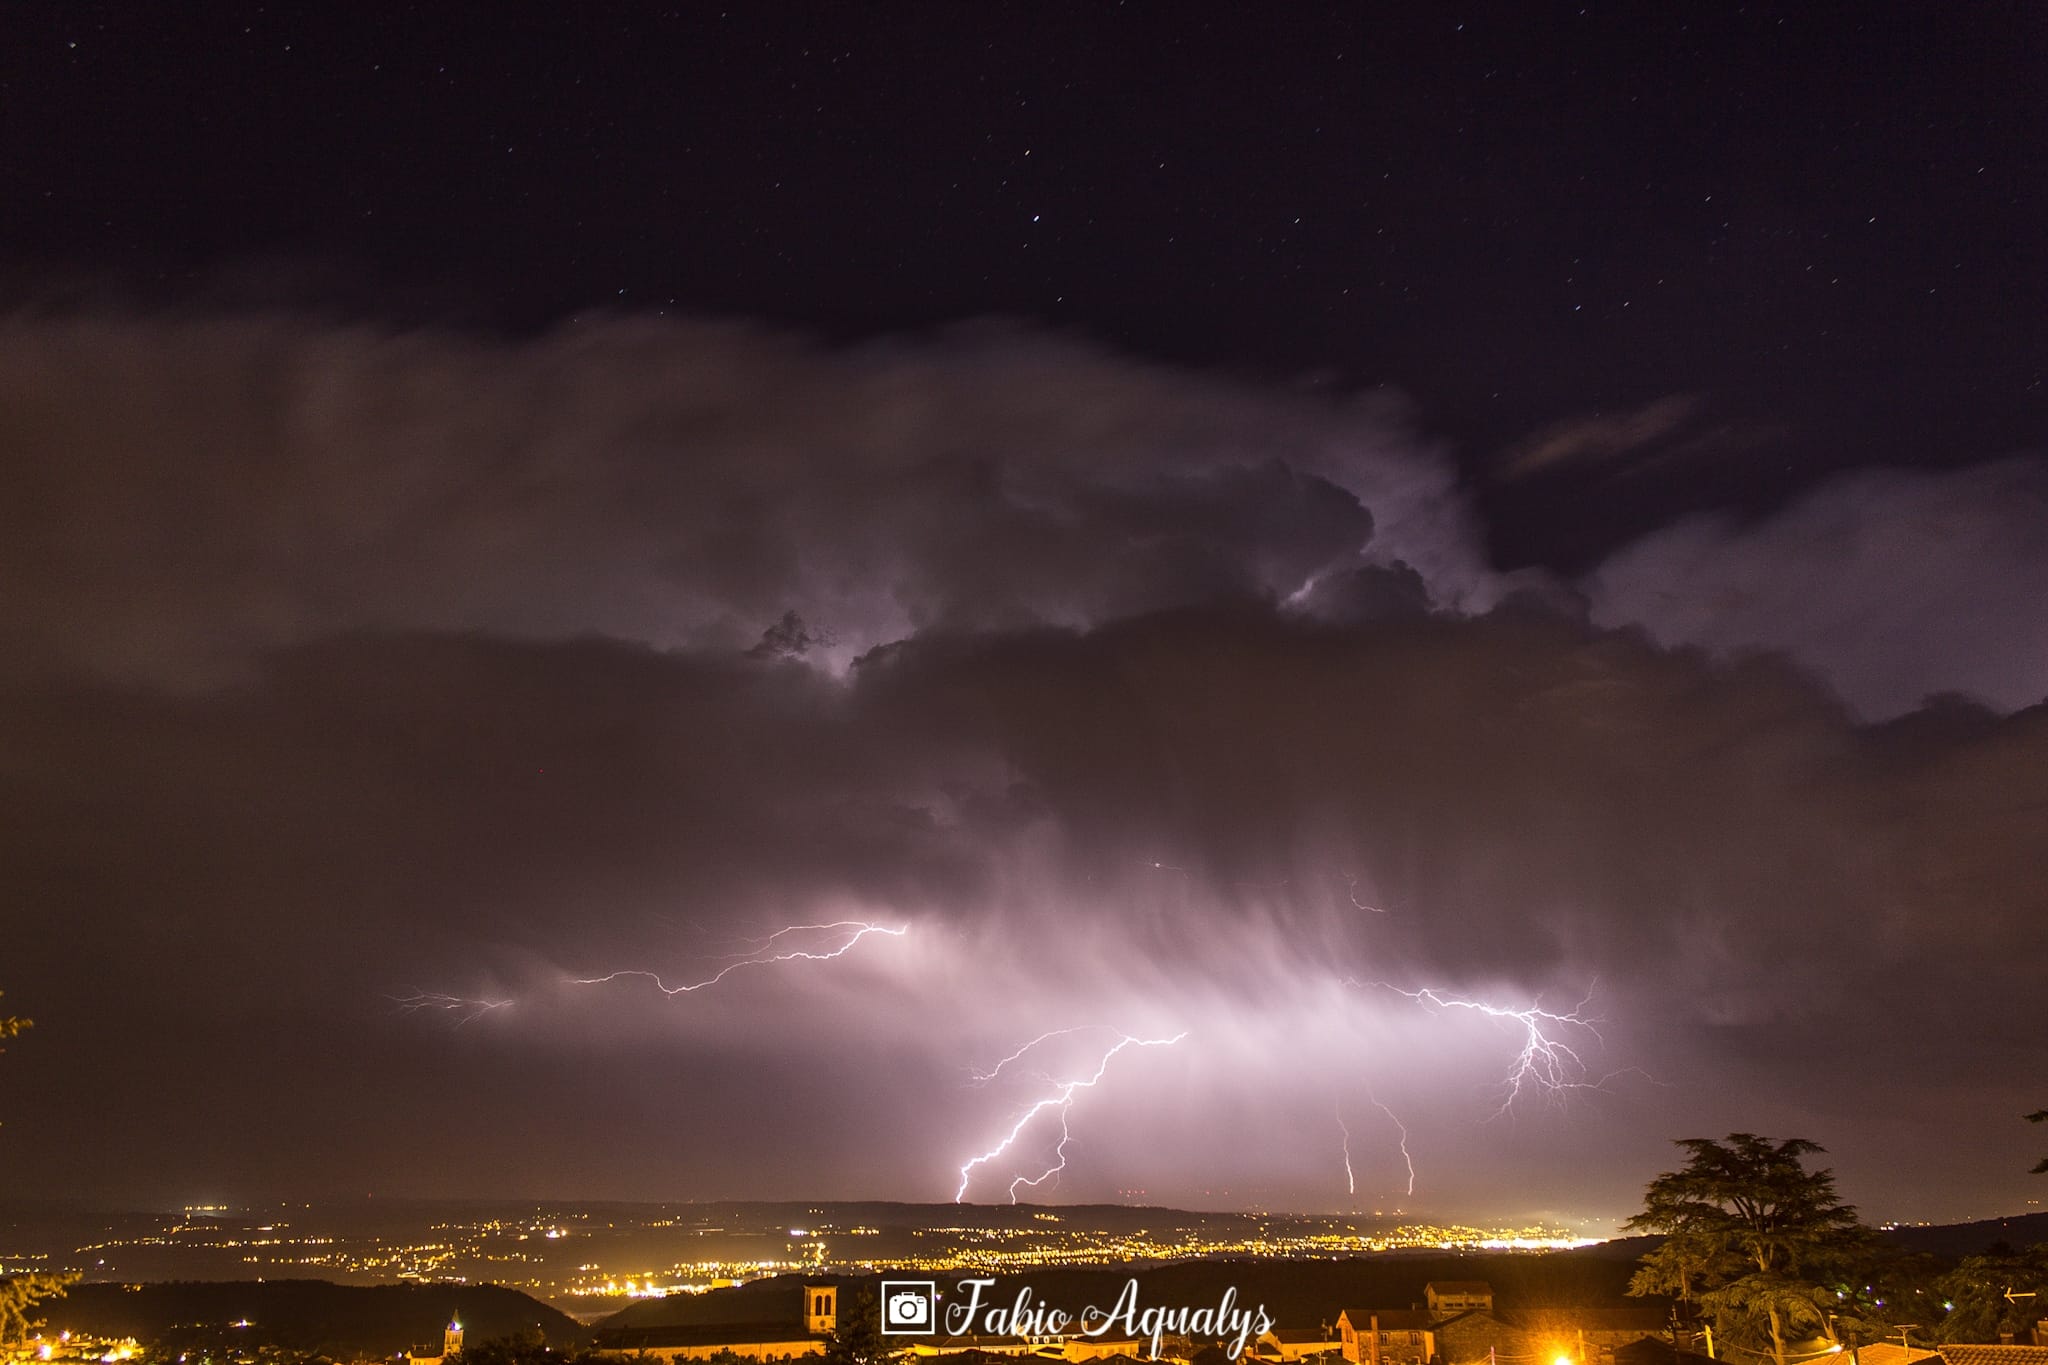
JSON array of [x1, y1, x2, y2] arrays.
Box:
[[3, 1193, 2043, 1231]]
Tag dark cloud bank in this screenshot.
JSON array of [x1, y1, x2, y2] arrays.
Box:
[[3, 311, 2044, 1224]]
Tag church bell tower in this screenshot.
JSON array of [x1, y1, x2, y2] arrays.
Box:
[[805, 1285, 838, 1334]]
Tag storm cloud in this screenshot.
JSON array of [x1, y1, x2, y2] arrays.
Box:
[[1587, 457, 2048, 717], [0, 312, 1489, 685], [3, 309, 2044, 1223]]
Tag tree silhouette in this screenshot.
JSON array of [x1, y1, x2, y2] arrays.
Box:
[[1931, 1245, 2048, 1344], [0, 1273, 79, 1347], [451, 1328, 601, 1365], [0, 995, 67, 1346], [1626, 1135, 1866, 1365]]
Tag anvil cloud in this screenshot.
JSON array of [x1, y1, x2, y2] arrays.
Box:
[[2, 311, 2043, 1223]]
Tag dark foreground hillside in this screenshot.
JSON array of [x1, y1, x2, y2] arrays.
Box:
[[39, 1281, 590, 1357]]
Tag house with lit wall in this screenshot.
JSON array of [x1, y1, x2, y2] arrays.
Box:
[[1336, 1310, 1437, 1365]]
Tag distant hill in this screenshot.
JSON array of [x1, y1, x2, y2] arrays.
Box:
[[1879, 1212, 2048, 1257], [36, 1281, 590, 1357], [602, 1278, 813, 1330]]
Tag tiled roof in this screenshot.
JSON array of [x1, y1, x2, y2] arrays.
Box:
[[1426, 1284, 1495, 1296], [1432, 1311, 1513, 1331], [1613, 1336, 1715, 1365], [1935, 1346, 2048, 1365], [1857, 1344, 1943, 1365], [1340, 1310, 1437, 1332]]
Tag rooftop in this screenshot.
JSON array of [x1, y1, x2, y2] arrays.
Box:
[[1339, 1311, 1437, 1332], [593, 1323, 828, 1350], [1936, 1347, 2048, 1365]]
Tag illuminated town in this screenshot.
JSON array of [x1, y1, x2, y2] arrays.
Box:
[[2, 1204, 1600, 1302]]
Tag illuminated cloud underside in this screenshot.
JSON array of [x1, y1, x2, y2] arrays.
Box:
[[0, 311, 2042, 1219]]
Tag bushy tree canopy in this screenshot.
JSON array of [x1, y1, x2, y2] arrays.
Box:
[[1626, 1135, 1868, 1365], [1, 1273, 80, 1346], [452, 1330, 601, 1365]]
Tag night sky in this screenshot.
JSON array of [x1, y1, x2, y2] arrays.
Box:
[[2, 2, 2044, 1225]]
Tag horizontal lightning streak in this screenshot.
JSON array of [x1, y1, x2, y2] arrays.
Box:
[[572, 920, 906, 995], [392, 991, 512, 1027]]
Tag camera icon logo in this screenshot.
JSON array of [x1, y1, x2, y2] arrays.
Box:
[[879, 1280, 938, 1336]]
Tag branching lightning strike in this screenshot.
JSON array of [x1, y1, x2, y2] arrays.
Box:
[[956, 1028, 1187, 1203], [1357, 980, 1623, 1117], [573, 920, 906, 996], [970, 1025, 1120, 1086]]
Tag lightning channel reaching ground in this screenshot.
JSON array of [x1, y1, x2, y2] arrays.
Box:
[[955, 1028, 1187, 1203], [1336, 1099, 1357, 1195], [1338, 1088, 1417, 1198], [572, 920, 907, 995], [1366, 1086, 1417, 1196]]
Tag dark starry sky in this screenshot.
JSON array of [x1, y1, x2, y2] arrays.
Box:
[[4, 1, 2042, 570]]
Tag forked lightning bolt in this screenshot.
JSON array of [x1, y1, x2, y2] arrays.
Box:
[[392, 991, 512, 1026], [1358, 980, 1622, 1117], [956, 1028, 1187, 1203], [1006, 1105, 1081, 1202], [573, 920, 906, 995]]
